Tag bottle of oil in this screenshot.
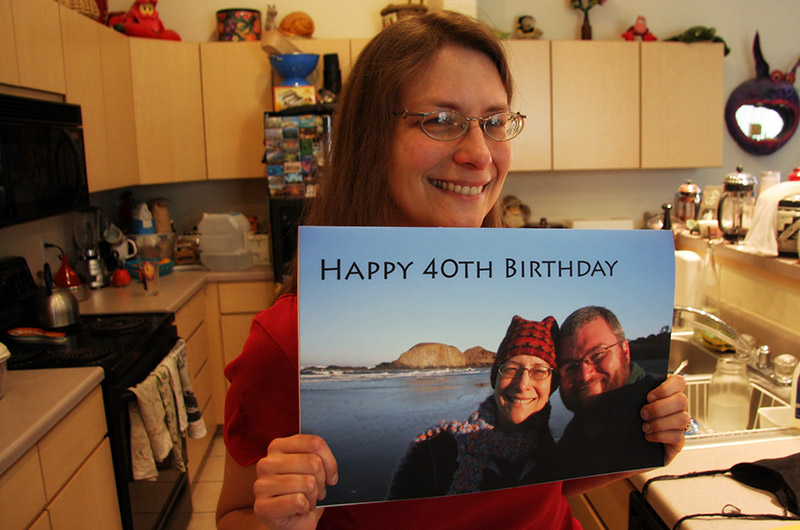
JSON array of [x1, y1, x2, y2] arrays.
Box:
[[707, 357, 751, 432]]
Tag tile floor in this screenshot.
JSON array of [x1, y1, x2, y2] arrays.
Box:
[[163, 432, 225, 530]]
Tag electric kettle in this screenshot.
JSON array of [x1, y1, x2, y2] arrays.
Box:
[[718, 165, 757, 242]]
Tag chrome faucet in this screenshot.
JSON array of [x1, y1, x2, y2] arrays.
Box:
[[672, 306, 787, 386]]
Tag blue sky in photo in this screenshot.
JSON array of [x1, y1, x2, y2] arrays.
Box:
[[298, 226, 675, 367]]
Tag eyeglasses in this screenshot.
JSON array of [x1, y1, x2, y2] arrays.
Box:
[[558, 341, 624, 377], [497, 363, 553, 381], [394, 109, 526, 141]]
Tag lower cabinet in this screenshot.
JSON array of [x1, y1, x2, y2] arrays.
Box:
[[0, 386, 121, 530], [568, 478, 635, 530]]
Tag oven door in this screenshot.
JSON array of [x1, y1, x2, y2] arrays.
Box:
[[104, 328, 187, 530]]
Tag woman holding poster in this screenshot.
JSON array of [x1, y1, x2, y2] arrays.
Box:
[[217, 9, 690, 530], [388, 316, 561, 499]]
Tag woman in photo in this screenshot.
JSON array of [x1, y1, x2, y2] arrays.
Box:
[[388, 315, 561, 499], [216, 10, 689, 530]]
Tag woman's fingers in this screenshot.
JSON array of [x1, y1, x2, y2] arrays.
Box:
[[251, 434, 338, 529]]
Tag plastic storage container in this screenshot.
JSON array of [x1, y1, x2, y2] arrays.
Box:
[[197, 212, 254, 271], [707, 357, 752, 432]]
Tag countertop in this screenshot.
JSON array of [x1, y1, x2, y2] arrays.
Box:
[[631, 437, 800, 529], [0, 366, 104, 476], [78, 265, 272, 314]]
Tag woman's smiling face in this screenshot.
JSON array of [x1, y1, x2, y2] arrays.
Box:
[[387, 44, 512, 228], [493, 355, 551, 431]]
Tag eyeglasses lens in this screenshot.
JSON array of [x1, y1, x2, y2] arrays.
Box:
[[419, 111, 524, 141]]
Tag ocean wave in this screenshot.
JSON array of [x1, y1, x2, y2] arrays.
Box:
[[300, 366, 486, 382]]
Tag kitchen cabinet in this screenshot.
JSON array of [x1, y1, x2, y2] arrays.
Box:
[[217, 281, 275, 368], [568, 478, 635, 530], [504, 40, 551, 171], [59, 6, 110, 191], [1, 0, 66, 94], [200, 42, 272, 180], [99, 25, 139, 189], [0, 385, 121, 530], [641, 42, 724, 168], [551, 41, 640, 170], [129, 38, 207, 184], [175, 287, 218, 481], [60, 8, 139, 192]]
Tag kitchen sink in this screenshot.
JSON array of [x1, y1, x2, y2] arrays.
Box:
[[669, 331, 797, 447]]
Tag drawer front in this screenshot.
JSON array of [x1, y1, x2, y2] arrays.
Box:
[[47, 438, 122, 530], [218, 281, 275, 314], [175, 289, 206, 338], [184, 319, 209, 379], [38, 386, 106, 499], [0, 447, 47, 530]]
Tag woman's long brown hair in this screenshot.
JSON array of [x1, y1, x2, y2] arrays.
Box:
[[279, 10, 513, 296]]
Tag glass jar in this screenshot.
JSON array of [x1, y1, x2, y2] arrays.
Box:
[[706, 357, 752, 432]]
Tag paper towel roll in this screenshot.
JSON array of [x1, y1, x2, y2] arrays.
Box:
[[674, 250, 701, 307]]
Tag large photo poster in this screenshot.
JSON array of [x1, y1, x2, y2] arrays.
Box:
[[298, 226, 675, 506]]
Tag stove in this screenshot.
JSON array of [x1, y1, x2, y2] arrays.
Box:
[[0, 256, 183, 530], [5, 312, 176, 384]]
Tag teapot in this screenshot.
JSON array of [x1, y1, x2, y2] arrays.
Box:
[[718, 165, 757, 242]]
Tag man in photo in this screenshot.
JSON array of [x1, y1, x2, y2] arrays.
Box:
[[554, 306, 666, 480]]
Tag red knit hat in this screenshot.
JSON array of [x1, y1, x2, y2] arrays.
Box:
[[490, 315, 559, 388]]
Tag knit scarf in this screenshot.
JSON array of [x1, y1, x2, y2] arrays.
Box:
[[410, 395, 550, 494]]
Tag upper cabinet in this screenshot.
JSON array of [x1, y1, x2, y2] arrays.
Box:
[[551, 41, 640, 170], [2, 0, 66, 93], [129, 38, 207, 184], [200, 42, 271, 180], [641, 42, 724, 168], [505, 40, 551, 171]]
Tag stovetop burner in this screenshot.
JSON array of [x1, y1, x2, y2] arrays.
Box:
[[3, 312, 176, 383], [88, 315, 148, 334]]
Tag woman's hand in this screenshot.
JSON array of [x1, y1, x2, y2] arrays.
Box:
[[640, 374, 689, 465], [253, 434, 339, 530]]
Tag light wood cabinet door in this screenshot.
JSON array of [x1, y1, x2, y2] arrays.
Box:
[[551, 41, 639, 170], [201, 42, 271, 180], [641, 42, 724, 168], [0, 447, 46, 530], [99, 25, 139, 189], [10, 0, 65, 93], [221, 313, 256, 367], [0, 0, 19, 86], [505, 40, 551, 171], [218, 281, 275, 313], [129, 38, 206, 184], [59, 6, 111, 191], [38, 386, 106, 499], [47, 438, 122, 530]]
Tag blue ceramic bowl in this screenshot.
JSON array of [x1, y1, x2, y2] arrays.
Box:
[[269, 53, 319, 86]]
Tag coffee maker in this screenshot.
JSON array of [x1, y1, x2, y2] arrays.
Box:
[[717, 165, 757, 243], [73, 206, 106, 288]]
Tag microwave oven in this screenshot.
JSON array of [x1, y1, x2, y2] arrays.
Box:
[[0, 93, 89, 228]]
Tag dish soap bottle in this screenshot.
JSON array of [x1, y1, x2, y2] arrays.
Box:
[[707, 357, 751, 432]]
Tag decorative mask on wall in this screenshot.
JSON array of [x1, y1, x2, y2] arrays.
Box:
[[725, 33, 800, 155]]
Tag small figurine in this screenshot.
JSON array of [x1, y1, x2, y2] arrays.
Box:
[[501, 195, 531, 228], [512, 15, 543, 40], [665, 26, 730, 55], [265, 5, 278, 31], [621, 15, 657, 41], [108, 0, 180, 40]]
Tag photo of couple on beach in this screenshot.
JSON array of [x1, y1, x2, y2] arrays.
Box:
[[298, 226, 676, 507]]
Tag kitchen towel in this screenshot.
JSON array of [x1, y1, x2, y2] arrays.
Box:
[[161, 347, 188, 434], [130, 372, 173, 463], [742, 181, 800, 256], [168, 339, 207, 439], [154, 364, 186, 473], [128, 401, 159, 480]]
